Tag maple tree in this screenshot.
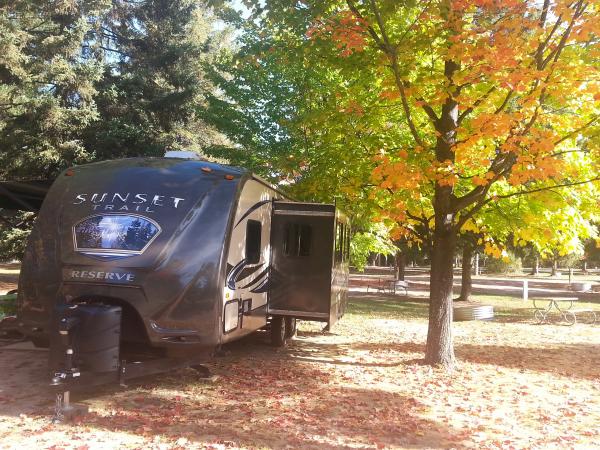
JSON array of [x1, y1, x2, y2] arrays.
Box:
[[233, 0, 600, 367]]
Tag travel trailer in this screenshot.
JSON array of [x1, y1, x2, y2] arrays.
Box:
[[4, 155, 349, 413]]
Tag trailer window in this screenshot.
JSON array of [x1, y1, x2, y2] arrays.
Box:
[[246, 220, 262, 264], [73, 214, 160, 257], [284, 223, 312, 257]]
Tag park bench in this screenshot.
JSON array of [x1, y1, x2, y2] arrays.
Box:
[[366, 279, 408, 295]]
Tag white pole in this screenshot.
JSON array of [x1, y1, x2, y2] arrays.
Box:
[[522, 280, 528, 301]]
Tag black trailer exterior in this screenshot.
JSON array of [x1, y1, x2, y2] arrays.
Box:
[[13, 157, 349, 368]]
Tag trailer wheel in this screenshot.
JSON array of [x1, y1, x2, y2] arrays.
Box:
[[284, 317, 297, 339], [271, 316, 286, 347]]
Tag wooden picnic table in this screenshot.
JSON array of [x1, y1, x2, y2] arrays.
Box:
[[532, 297, 596, 325]]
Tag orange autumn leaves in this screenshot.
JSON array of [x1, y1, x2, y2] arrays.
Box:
[[307, 0, 599, 238], [307, 11, 368, 57]]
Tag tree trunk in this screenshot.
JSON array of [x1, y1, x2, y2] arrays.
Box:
[[531, 255, 539, 275], [426, 222, 457, 367], [425, 59, 459, 368], [551, 257, 558, 276], [456, 244, 472, 301], [395, 250, 405, 281], [368, 253, 376, 266]]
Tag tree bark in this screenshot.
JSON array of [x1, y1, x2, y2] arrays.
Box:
[[395, 250, 405, 281], [456, 243, 472, 301], [424, 58, 460, 369], [425, 220, 457, 367], [551, 256, 559, 276]]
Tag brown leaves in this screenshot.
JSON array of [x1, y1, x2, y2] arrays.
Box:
[[1, 295, 600, 448]]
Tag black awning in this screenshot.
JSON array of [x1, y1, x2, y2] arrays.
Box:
[[0, 180, 52, 212]]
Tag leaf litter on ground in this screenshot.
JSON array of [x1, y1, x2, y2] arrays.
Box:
[[0, 293, 598, 449]]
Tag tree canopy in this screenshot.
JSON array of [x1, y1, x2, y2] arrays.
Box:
[[215, 0, 600, 367]]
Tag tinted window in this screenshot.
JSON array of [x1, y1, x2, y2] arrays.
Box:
[[246, 220, 262, 264], [74, 214, 160, 254], [284, 223, 312, 257]]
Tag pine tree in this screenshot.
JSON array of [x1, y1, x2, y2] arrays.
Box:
[[0, 0, 109, 179], [86, 0, 227, 159]]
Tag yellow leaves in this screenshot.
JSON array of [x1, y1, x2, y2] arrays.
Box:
[[484, 241, 505, 260], [462, 219, 480, 233]]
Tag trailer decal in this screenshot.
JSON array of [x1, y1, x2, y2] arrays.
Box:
[[235, 263, 265, 282], [249, 276, 271, 294], [225, 258, 248, 289], [238, 267, 269, 290], [234, 199, 271, 228]]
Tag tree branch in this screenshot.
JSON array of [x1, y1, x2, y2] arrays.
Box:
[[554, 115, 599, 145], [457, 86, 496, 125], [457, 176, 600, 231], [346, 0, 426, 146]]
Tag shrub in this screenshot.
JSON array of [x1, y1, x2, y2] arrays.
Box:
[[485, 252, 523, 274]]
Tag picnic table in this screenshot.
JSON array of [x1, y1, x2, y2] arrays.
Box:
[[532, 297, 596, 325], [366, 278, 408, 295]]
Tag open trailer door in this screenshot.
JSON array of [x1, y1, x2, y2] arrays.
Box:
[[268, 201, 336, 324]]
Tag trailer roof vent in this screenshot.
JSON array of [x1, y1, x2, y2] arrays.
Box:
[[164, 151, 202, 160]]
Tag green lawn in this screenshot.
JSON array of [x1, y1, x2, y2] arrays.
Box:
[[347, 293, 600, 324]]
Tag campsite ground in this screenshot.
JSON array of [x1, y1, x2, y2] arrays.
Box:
[[1, 279, 600, 449]]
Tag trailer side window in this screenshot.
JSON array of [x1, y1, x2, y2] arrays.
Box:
[[284, 223, 312, 257], [246, 220, 262, 264]]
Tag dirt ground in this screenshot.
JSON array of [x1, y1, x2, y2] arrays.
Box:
[[0, 263, 19, 294], [1, 292, 599, 450]]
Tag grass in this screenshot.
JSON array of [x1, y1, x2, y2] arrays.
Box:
[[348, 293, 600, 323], [0, 293, 16, 318]]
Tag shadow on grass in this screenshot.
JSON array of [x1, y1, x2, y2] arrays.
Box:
[[455, 342, 600, 380], [80, 361, 460, 450], [287, 339, 425, 368]]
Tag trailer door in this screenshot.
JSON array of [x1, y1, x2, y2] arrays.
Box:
[[268, 202, 335, 322]]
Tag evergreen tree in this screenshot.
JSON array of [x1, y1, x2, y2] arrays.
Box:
[[0, 0, 109, 179], [0, 0, 229, 260], [86, 0, 227, 159]]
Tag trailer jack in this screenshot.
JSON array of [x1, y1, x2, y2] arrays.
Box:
[[50, 315, 89, 423]]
